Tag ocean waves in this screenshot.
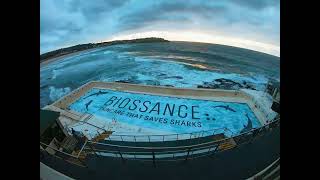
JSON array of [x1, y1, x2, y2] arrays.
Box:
[[48, 86, 71, 102], [40, 42, 278, 107]]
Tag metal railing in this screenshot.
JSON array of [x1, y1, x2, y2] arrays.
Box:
[[247, 158, 280, 179], [83, 118, 280, 163], [66, 110, 277, 143], [97, 127, 234, 142], [66, 112, 236, 142], [41, 117, 279, 167], [40, 141, 88, 167]]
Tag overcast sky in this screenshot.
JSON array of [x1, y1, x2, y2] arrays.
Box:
[[40, 0, 280, 56]]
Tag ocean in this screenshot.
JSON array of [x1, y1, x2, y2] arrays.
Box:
[[40, 41, 280, 108]]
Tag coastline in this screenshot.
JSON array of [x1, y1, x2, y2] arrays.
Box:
[[40, 47, 103, 68], [40, 38, 170, 68]]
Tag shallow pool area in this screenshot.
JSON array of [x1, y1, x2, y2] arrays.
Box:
[[68, 88, 261, 136]]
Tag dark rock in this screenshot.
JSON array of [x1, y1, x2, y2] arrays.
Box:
[[214, 78, 243, 87], [167, 76, 183, 79], [197, 85, 216, 89], [115, 80, 131, 83], [158, 73, 167, 77], [244, 84, 256, 90], [145, 80, 160, 86], [40, 84, 49, 89], [199, 78, 258, 90]]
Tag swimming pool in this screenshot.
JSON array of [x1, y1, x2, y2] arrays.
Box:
[[68, 88, 261, 136]]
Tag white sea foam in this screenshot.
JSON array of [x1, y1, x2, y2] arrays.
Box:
[[241, 89, 277, 120], [51, 69, 62, 79], [134, 57, 151, 62], [132, 58, 267, 89], [49, 86, 71, 101], [103, 50, 114, 55]]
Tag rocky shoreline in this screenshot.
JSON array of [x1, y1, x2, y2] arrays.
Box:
[[115, 77, 259, 90], [40, 37, 169, 62], [197, 78, 257, 90]]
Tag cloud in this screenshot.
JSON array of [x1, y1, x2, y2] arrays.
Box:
[[40, 0, 279, 56], [67, 0, 129, 21], [117, 1, 227, 31], [230, 0, 279, 10], [40, 0, 129, 53]]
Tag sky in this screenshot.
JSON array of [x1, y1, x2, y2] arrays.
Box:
[[40, 0, 280, 56]]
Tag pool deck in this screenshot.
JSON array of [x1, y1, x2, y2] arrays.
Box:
[[44, 81, 275, 138]]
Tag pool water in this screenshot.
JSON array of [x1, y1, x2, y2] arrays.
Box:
[[69, 88, 261, 135]]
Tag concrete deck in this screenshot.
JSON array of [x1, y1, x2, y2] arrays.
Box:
[[40, 162, 74, 180], [51, 81, 253, 109], [40, 125, 280, 180]]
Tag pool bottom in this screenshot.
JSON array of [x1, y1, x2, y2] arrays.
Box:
[[68, 88, 261, 137]]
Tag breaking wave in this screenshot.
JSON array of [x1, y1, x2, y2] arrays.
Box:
[[49, 86, 71, 102]]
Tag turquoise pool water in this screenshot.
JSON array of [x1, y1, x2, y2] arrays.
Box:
[[69, 88, 261, 135]]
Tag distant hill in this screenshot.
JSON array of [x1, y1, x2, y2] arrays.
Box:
[[40, 37, 169, 62]]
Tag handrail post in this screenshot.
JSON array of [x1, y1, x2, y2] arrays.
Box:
[[96, 130, 101, 137], [86, 141, 99, 158], [249, 129, 259, 144], [210, 141, 221, 157], [148, 136, 150, 142], [185, 148, 191, 162], [118, 149, 125, 164], [120, 135, 123, 142], [152, 151, 156, 168], [207, 145, 213, 153], [77, 140, 88, 158]]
